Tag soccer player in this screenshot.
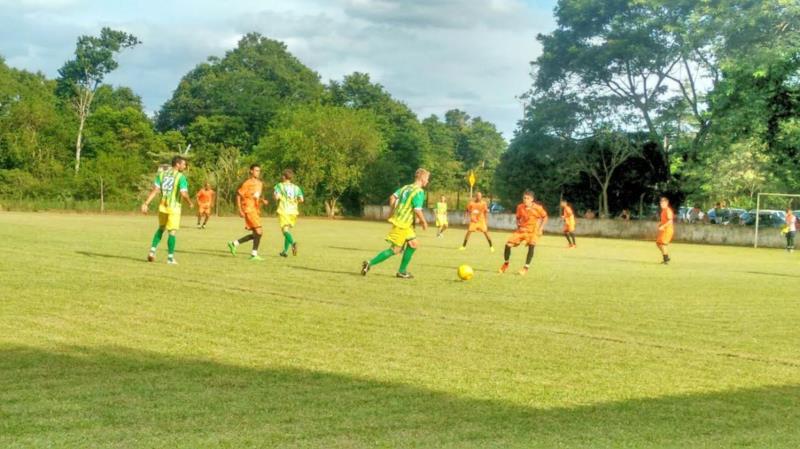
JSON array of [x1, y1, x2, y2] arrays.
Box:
[[499, 190, 548, 276], [227, 164, 269, 261], [656, 196, 674, 264], [274, 168, 304, 257], [561, 199, 576, 248], [195, 182, 215, 229], [785, 207, 796, 252], [435, 195, 448, 237], [361, 168, 430, 279], [460, 191, 494, 252], [141, 155, 194, 264]]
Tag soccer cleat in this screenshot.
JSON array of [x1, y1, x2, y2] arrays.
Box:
[[518, 267, 528, 276], [291, 242, 298, 256], [490, 246, 495, 253], [361, 261, 370, 276], [147, 252, 155, 262], [201, 225, 206, 229], [458, 246, 466, 251], [396, 272, 414, 279], [249, 255, 264, 261], [227, 242, 237, 256], [279, 252, 288, 258], [498, 262, 509, 274], [167, 258, 178, 265]]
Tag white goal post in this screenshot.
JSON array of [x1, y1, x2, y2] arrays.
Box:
[[754, 193, 800, 248]]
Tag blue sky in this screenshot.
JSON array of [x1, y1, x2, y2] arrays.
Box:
[[0, 0, 558, 138]]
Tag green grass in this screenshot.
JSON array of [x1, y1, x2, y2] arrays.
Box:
[[1, 212, 799, 448]]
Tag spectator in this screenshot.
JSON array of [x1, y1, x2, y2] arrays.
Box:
[[708, 202, 722, 224], [688, 204, 703, 224], [618, 209, 631, 221], [583, 209, 596, 220], [785, 207, 797, 252]]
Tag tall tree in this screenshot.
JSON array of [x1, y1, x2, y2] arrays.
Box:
[[57, 27, 140, 173], [574, 130, 641, 217]]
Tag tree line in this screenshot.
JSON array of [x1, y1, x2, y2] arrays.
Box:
[[495, 0, 800, 217], [0, 31, 505, 215]]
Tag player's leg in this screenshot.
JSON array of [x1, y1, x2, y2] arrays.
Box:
[[165, 213, 181, 264], [362, 227, 405, 275], [569, 232, 576, 247], [787, 231, 795, 252], [460, 230, 473, 250], [500, 234, 520, 273], [563, 231, 571, 247], [482, 230, 495, 251], [657, 242, 670, 264], [148, 212, 170, 262], [197, 211, 202, 228], [397, 238, 419, 279], [279, 216, 297, 257], [202, 211, 210, 228], [519, 244, 535, 275], [249, 227, 263, 260]]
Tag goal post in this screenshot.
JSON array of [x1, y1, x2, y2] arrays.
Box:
[[754, 193, 800, 248]]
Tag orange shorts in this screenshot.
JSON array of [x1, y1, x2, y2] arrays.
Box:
[[198, 204, 212, 215], [244, 211, 262, 230], [657, 228, 673, 245], [507, 230, 537, 247], [468, 221, 488, 232], [563, 224, 575, 233]]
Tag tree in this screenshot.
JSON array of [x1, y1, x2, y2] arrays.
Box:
[[574, 131, 641, 217], [254, 105, 384, 217], [57, 27, 140, 173]]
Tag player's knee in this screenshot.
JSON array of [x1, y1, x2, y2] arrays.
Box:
[[169, 230, 176, 236], [408, 240, 419, 249]]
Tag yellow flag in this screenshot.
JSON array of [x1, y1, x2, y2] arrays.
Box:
[[468, 171, 476, 187]]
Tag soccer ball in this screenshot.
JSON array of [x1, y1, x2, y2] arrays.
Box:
[[457, 264, 474, 281]]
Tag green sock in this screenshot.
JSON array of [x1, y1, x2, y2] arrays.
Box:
[[369, 248, 396, 266], [283, 231, 294, 252], [151, 228, 165, 249], [398, 246, 416, 273], [167, 234, 176, 256]]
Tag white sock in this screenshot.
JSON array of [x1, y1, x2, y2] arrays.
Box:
[[251, 250, 258, 256], [233, 240, 240, 247], [149, 247, 156, 253]]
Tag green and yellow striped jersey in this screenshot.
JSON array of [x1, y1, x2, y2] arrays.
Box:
[[435, 201, 448, 218], [155, 168, 188, 214], [274, 181, 304, 216], [389, 184, 425, 229]]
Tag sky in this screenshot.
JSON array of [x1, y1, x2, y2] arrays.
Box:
[[0, 0, 558, 138]]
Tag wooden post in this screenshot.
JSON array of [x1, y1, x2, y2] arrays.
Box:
[[99, 177, 104, 213]]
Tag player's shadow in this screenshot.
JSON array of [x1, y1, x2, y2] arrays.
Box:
[[420, 263, 495, 274], [4, 344, 800, 447], [327, 246, 372, 253], [741, 271, 799, 279], [289, 265, 363, 277], [179, 249, 236, 259], [75, 251, 144, 263], [575, 255, 654, 266]]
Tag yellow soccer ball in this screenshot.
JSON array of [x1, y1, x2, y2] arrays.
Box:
[[457, 264, 474, 281]]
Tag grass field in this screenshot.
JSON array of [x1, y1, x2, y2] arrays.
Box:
[[2, 211, 800, 448]]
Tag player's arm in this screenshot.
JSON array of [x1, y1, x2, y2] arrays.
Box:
[[236, 190, 244, 217], [414, 208, 428, 231], [388, 193, 398, 214], [141, 185, 160, 214], [260, 187, 269, 207], [412, 191, 427, 230], [179, 177, 193, 209], [540, 210, 549, 235]]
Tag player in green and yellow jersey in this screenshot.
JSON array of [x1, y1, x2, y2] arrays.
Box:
[[141, 155, 194, 264], [435, 195, 448, 237], [361, 168, 430, 279], [274, 168, 304, 257]]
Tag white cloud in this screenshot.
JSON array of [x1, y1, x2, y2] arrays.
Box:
[[0, 0, 556, 137]]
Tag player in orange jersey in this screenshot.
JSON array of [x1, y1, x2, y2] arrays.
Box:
[[656, 196, 674, 265], [195, 182, 215, 229], [227, 164, 269, 261], [499, 190, 548, 275], [459, 191, 494, 252], [560, 199, 576, 248]]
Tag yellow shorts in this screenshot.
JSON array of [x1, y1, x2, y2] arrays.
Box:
[[435, 215, 448, 227], [386, 226, 416, 247], [158, 212, 181, 231], [279, 213, 297, 229]]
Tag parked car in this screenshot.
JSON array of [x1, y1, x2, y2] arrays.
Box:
[[489, 202, 506, 214], [741, 210, 787, 228], [707, 207, 747, 224]]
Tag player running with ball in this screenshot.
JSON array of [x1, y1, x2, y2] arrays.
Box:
[[499, 190, 548, 276], [361, 168, 430, 279]]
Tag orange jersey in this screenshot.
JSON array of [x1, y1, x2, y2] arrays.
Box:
[[660, 207, 674, 228], [196, 188, 214, 206], [562, 205, 575, 230], [467, 201, 488, 224], [516, 202, 548, 233], [238, 178, 264, 214]]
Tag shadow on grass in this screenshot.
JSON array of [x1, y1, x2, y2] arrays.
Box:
[[741, 271, 799, 279], [3, 345, 799, 448], [75, 251, 144, 263]]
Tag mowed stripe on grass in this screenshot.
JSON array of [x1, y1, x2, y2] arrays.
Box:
[[1, 212, 799, 448]]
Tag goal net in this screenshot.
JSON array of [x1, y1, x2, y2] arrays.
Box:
[[754, 193, 800, 248]]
